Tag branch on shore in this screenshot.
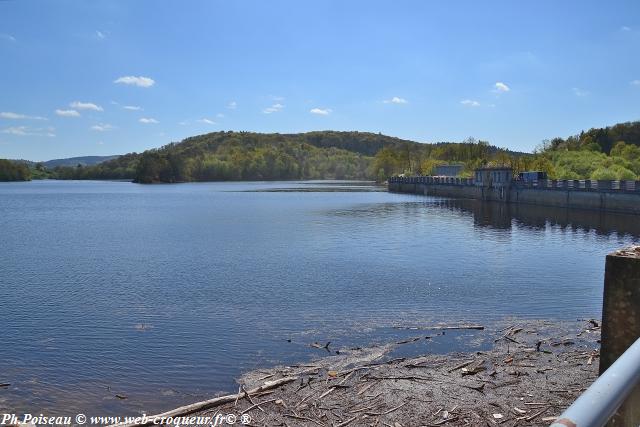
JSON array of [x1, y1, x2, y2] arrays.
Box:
[[106, 377, 298, 427]]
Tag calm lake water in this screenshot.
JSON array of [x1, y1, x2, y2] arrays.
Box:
[[1, 180, 639, 415]]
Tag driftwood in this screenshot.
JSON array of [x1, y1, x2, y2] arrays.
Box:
[[105, 319, 599, 427], [107, 377, 297, 427], [393, 324, 484, 331]]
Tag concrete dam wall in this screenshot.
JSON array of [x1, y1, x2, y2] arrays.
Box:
[[388, 177, 640, 215]]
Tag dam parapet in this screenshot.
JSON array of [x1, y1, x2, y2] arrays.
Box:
[[388, 172, 640, 215]]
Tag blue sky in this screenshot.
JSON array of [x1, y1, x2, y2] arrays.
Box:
[[1, 0, 639, 161]]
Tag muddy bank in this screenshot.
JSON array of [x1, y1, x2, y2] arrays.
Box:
[[117, 320, 601, 427]]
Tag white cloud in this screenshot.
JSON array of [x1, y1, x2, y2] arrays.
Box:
[[216, 113, 225, 118], [1, 112, 47, 120], [70, 101, 103, 111], [96, 30, 106, 40], [197, 118, 216, 125], [139, 117, 159, 124], [2, 126, 27, 135], [383, 96, 408, 104], [0, 33, 16, 42], [494, 82, 510, 92], [90, 123, 114, 132], [310, 108, 332, 115], [621, 26, 631, 32], [178, 121, 189, 126], [263, 103, 284, 114], [2, 126, 55, 137], [460, 99, 481, 107], [123, 105, 142, 111], [114, 76, 155, 88], [572, 87, 589, 97], [271, 95, 285, 101], [227, 101, 237, 110], [55, 109, 81, 117], [631, 80, 640, 86]]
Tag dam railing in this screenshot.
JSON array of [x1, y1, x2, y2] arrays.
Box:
[[550, 336, 640, 427], [389, 176, 640, 192]]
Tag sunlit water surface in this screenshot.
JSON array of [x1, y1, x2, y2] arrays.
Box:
[[1, 180, 638, 415]]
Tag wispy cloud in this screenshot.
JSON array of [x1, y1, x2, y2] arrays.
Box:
[[621, 26, 632, 32], [123, 105, 142, 111], [197, 118, 216, 125], [96, 30, 106, 40], [0, 33, 16, 42], [310, 108, 332, 116], [1, 126, 55, 137], [55, 109, 81, 117], [631, 80, 640, 86], [114, 76, 155, 88], [70, 101, 103, 111], [383, 96, 408, 104], [263, 103, 284, 114], [460, 99, 481, 107], [493, 82, 510, 93], [1, 112, 47, 120], [1, 126, 27, 136], [139, 117, 159, 124], [227, 101, 237, 110], [572, 87, 589, 97], [90, 123, 114, 132]]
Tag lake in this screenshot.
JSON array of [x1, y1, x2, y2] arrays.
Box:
[[1, 180, 638, 416]]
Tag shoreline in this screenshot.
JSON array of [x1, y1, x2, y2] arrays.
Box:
[[111, 319, 601, 427]]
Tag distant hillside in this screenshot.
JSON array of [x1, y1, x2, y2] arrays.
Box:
[[48, 131, 520, 183], [5, 124, 639, 183], [42, 155, 118, 168]]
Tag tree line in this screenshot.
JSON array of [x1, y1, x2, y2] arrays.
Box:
[[0, 159, 31, 181], [4, 123, 640, 183]]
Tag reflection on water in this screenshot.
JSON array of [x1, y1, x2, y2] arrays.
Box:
[[0, 180, 637, 416], [435, 198, 640, 238]]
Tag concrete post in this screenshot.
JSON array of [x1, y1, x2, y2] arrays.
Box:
[[600, 246, 640, 426]]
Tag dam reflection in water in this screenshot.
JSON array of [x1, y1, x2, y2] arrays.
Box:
[[436, 198, 640, 238]]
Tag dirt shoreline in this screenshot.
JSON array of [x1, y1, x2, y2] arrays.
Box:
[[115, 319, 602, 427]]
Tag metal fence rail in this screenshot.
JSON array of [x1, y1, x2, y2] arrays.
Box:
[[550, 336, 640, 427]]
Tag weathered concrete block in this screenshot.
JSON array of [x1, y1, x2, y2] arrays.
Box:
[[600, 246, 640, 425]]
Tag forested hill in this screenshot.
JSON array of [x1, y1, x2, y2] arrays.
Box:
[[534, 120, 640, 181], [6, 122, 640, 183], [49, 131, 520, 183], [543, 120, 640, 154]]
